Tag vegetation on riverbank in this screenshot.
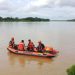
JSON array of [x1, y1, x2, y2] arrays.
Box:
[[67, 65, 75, 75], [0, 17, 50, 22], [67, 19, 75, 21], [51, 19, 75, 21]]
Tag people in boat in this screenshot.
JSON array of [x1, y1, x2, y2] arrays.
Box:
[[9, 37, 15, 48], [27, 39, 35, 51], [37, 41, 45, 53], [18, 40, 25, 51]]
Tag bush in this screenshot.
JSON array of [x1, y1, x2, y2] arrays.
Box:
[[67, 65, 75, 75]]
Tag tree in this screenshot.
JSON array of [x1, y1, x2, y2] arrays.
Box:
[[0, 16, 3, 21]]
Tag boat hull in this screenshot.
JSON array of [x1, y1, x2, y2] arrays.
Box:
[[7, 47, 58, 58]]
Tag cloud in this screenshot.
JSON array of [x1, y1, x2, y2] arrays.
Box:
[[0, 0, 75, 19], [30, 0, 49, 7], [0, 0, 5, 3], [59, 0, 75, 7]]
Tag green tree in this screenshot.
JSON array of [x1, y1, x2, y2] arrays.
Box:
[[0, 16, 3, 21]]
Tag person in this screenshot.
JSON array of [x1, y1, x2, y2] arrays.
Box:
[[37, 41, 45, 53], [9, 41, 13, 48], [27, 39, 35, 51], [18, 40, 25, 51], [9, 37, 15, 48]]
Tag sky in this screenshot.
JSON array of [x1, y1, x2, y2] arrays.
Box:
[[0, 0, 75, 20]]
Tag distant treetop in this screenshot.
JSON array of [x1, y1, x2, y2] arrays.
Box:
[[0, 16, 50, 22]]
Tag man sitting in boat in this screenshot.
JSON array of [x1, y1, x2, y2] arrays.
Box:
[[37, 41, 45, 53], [27, 39, 35, 52], [9, 37, 15, 48], [18, 40, 25, 51]]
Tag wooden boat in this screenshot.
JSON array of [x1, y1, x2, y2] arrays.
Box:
[[7, 47, 58, 58]]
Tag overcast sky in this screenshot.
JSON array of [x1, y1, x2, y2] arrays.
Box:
[[0, 0, 75, 20]]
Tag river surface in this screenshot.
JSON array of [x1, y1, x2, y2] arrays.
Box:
[[0, 22, 75, 75]]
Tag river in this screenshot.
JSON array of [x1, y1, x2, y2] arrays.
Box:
[[0, 22, 75, 75]]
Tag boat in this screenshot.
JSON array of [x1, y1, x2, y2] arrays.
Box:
[[7, 47, 58, 58]]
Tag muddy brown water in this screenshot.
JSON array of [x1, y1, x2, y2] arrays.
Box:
[[0, 22, 75, 75]]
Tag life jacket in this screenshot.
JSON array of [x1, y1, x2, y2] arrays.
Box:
[[37, 45, 42, 50], [37, 43, 45, 50], [18, 42, 24, 51], [28, 42, 34, 48], [11, 40, 14, 45]]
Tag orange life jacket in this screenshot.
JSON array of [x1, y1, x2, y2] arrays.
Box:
[[28, 42, 34, 48], [18, 42, 24, 51]]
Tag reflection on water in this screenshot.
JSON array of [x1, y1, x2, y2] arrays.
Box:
[[8, 52, 53, 67]]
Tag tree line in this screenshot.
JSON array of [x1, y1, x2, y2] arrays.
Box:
[[0, 17, 50, 22]]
